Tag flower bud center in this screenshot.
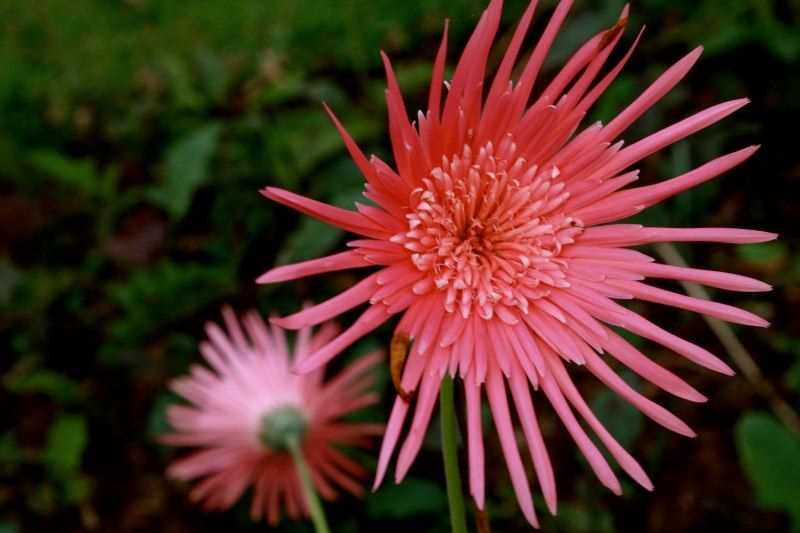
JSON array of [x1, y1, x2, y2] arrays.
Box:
[[259, 404, 307, 450]]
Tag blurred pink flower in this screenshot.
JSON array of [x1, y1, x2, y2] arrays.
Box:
[[259, 0, 774, 526], [161, 307, 382, 525]]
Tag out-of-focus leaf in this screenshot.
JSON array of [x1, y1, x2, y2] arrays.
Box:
[[158, 53, 206, 111], [268, 110, 345, 182], [394, 61, 439, 93], [312, 158, 370, 199], [27, 150, 94, 188], [61, 476, 92, 504], [0, 258, 21, 308], [668, 140, 693, 176], [193, 47, 227, 102], [2, 269, 76, 336], [27, 150, 117, 201], [762, 25, 800, 63], [589, 74, 638, 124], [544, 502, 616, 533], [147, 393, 176, 442], [769, 334, 800, 353], [367, 477, 448, 519], [43, 415, 88, 477], [106, 260, 235, 348], [149, 123, 221, 220], [753, 1, 800, 63], [0, 432, 22, 466], [4, 369, 81, 404], [735, 412, 800, 528], [785, 363, 800, 395], [275, 218, 343, 265], [26, 485, 56, 515], [0, 522, 20, 533], [736, 242, 789, 265], [275, 175, 364, 265]]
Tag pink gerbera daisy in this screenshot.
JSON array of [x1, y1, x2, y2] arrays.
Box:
[[258, 0, 774, 526], [161, 306, 382, 525]]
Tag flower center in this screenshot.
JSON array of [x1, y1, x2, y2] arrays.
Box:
[[398, 138, 583, 319], [259, 404, 307, 450]]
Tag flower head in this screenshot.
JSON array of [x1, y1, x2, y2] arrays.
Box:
[[161, 306, 382, 525], [259, 0, 774, 526]]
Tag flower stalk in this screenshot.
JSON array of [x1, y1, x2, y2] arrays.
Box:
[[287, 436, 330, 533], [440, 376, 468, 533]]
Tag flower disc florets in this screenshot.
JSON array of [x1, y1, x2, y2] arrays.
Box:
[[394, 138, 583, 320]]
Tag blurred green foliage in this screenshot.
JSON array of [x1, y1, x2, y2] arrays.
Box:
[[736, 412, 800, 531], [366, 478, 448, 521], [1, 0, 798, 531]]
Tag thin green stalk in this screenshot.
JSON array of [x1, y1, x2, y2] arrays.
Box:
[[440, 376, 468, 533], [287, 437, 330, 533]]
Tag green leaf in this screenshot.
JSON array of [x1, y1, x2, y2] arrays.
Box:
[[0, 432, 22, 465], [193, 47, 228, 103], [43, 415, 88, 477], [4, 369, 81, 404], [275, 218, 343, 265], [0, 522, 20, 533], [367, 477, 448, 519], [784, 362, 800, 395], [274, 179, 364, 265], [26, 150, 118, 211], [268, 109, 347, 183], [106, 260, 235, 348], [27, 149, 96, 192], [62, 475, 92, 504], [158, 52, 206, 111], [26, 485, 57, 515], [147, 393, 176, 442], [735, 412, 800, 529], [149, 123, 222, 220], [736, 241, 789, 265], [0, 258, 20, 308], [544, 502, 616, 533]]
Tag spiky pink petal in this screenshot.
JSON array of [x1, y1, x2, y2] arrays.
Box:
[[257, 251, 370, 284]]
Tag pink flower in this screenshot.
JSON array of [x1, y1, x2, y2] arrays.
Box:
[[259, 0, 774, 526], [161, 307, 382, 525]]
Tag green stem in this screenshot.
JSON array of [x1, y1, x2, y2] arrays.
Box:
[[287, 437, 330, 533], [440, 376, 468, 533]]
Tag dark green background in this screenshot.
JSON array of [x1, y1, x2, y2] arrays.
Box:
[[1, 0, 799, 531]]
